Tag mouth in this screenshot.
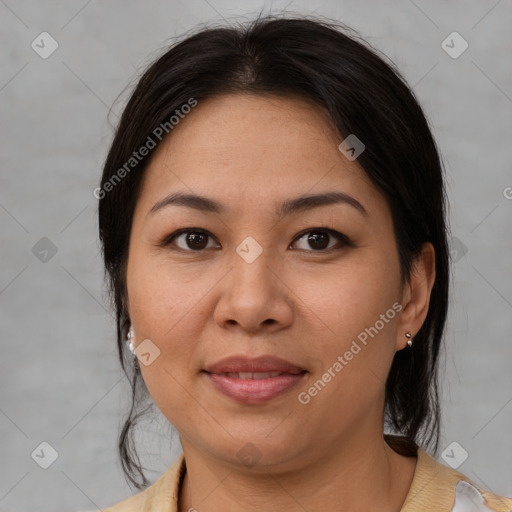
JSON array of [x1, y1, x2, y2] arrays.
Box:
[[203, 355, 307, 404], [218, 371, 295, 379], [203, 354, 305, 374]]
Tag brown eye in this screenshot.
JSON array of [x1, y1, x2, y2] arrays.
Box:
[[182, 232, 209, 250], [291, 229, 350, 252], [163, 229, 219, 251]]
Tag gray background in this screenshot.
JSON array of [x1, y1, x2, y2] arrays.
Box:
[[1, 0, 511, 510]]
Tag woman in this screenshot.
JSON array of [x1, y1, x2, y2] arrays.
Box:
[[97, 15, 512, 512]]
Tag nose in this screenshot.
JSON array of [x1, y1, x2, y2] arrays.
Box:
[[212, 245, 294, 336]]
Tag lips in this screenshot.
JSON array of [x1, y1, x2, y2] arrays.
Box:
[[224, 371, 284, 379], [203, 355, 307, 404], [204, 355, 305, 375]]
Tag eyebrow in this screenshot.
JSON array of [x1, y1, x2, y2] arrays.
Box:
[[148, 191, 368, 219]]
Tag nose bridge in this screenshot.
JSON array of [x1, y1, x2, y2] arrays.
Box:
[[230, 233, 277, 295], [214, 186, 291, 294], [211, 232, 293, 332]]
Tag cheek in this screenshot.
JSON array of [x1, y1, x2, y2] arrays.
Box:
[[126, 253, 216, 415], [302, 252, 400, 339], [127, 251, 205, 336], [300, 253, 401, 401]]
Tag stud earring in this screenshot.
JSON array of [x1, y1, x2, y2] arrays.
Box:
[[126, 326, 135, 355], [406, 332, 413, 348]]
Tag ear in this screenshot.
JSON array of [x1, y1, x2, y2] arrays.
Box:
[[396, 242, 436, 350]]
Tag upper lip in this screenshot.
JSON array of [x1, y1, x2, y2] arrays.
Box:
[[203, 355, 306, 374]]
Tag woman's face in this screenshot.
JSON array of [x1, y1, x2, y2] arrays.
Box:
[[126, 93, 413, 471]]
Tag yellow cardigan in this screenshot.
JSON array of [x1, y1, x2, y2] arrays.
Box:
[[104, 450, 512, 511]]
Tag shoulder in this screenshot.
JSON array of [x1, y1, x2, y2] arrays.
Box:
[[402, 449, 512, 512], [103, 453, 186, 512]]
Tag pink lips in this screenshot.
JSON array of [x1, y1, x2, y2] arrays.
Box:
[[203, 355, 307, 404]]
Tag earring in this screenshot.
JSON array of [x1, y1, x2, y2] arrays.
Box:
[[126, 326, 135, 355], [406, 332, 413, 348]]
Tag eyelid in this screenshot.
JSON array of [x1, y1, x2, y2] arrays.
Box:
[[159, 227, 352, 252]]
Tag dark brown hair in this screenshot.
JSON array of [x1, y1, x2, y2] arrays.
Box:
[[98, 14, 449, 489]]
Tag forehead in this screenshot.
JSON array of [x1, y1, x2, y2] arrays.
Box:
[[138, 93, 385, 216]]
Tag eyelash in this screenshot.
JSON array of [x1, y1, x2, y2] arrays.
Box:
[[159, 227, 353, 254]]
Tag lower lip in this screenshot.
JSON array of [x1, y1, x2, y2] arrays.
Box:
[[204, 372, 306, 404]]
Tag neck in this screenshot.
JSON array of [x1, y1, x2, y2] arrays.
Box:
[[177, 428, 417, 512]]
